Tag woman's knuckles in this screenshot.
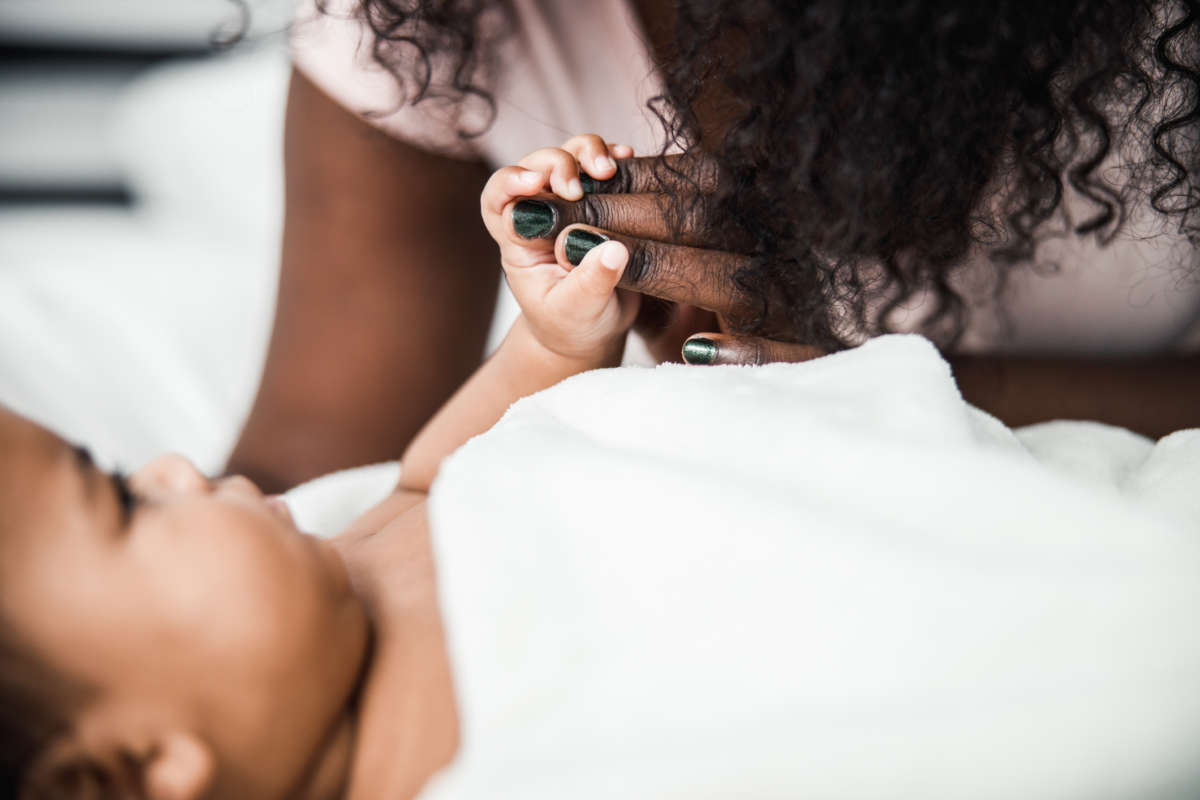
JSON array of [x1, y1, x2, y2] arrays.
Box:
[[514, 192, 736, 250]]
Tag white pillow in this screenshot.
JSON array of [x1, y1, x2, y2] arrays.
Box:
[[0, 46, 288, 473]]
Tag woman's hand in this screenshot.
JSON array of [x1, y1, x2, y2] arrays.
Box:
[[481, 135, 642, 363], [504, 151, 756, 323], [505, 148, 819, 361], [679, 332, 826, 366], [487, 137, 824, 367]]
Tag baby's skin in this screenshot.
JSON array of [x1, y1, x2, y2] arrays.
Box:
[[2, 135, 636, 800]]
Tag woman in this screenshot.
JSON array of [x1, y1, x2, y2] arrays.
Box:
[[230, 0, 1200, 491]]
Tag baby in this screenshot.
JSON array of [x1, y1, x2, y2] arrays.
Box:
[[0, 135, 636, 800]]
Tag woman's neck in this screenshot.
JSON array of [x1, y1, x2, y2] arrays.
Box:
[[334, 498, 459, 800]]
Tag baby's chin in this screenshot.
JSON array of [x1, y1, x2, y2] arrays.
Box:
[[256, 490, 361, 606]]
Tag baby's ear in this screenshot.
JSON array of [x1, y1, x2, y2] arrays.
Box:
[[22, 729, 214, 800], [141, 731, 216, 800]]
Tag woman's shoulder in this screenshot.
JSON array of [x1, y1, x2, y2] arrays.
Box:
[[289, 0, 666, 164]]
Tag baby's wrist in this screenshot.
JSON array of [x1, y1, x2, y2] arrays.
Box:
[[510, 316, 624, 373]]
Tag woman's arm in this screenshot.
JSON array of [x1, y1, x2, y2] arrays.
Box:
[[949, 353, 1200, 438], [226, 69, 500, 493]]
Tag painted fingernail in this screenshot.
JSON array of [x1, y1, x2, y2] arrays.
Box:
[[564, 229, 609, 265], [580, 174, 598, 194], [513, 199, 556, 239], [682, 337, 718, 365]]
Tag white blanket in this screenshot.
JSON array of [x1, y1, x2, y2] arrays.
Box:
[[414, 334, 1200, 799]]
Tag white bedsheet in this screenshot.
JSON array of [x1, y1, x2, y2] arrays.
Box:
[[411, 335, 1200, 799]]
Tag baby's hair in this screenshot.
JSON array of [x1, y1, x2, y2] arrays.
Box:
[[0, 617, 77, 799]]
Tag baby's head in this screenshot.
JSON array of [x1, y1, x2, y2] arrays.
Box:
[[0, 407, 369, 799]]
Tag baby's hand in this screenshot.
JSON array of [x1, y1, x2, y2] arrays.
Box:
[[481, 135, 640, 361]]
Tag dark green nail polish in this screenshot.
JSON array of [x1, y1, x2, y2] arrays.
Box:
[[580, 174, 597, 194], [564, 229, 608, 266], [682, 337, 718, 365], [513, 199, 556, 239]]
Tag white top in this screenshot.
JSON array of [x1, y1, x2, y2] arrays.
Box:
[[291, 0, 1200, 355]]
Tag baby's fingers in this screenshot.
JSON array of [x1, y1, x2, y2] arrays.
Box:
[[555, 223, 750, 320], [517, 147, 586, 201], [481, 165, 545, 238], [559, 133, 618, 186], [559, 237, 628, 305], [545, 236, 636, 333]]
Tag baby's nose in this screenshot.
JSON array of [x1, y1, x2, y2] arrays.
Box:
[[134, 453, 212, 495]]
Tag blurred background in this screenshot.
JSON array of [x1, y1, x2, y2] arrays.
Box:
[[0, 0, 294, 473]]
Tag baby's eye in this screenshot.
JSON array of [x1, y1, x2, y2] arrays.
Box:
[[111, 471, 139, 522]]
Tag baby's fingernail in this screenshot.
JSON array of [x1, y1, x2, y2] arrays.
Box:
[[513, 199, 556, 239], [566, 178, 583, 198], [518, 169, 542, 187], [564, 229, 609, 266], [594, 155, 616, 174], [682, 337, 718, 365], [599, 241, 625, 269]]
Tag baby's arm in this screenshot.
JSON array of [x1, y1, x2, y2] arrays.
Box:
[[399, 136, 639, 491]]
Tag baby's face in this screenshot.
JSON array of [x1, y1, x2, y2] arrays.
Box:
[[0, 409, 369, 798]]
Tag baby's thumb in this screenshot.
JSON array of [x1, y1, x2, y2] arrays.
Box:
[[563, 237, 627, 301]]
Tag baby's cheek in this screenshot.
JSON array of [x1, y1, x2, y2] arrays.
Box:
[[137, 512, 297, 658], [151, 523, 337, 785]]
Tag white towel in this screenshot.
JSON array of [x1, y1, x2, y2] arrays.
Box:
[[419, 334, 1200, 799]]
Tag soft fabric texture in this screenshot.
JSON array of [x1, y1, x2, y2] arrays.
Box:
[[407, 335, 1200, 799], [285, 460, 401, 537]]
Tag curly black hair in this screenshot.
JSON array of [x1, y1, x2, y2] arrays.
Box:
[[343, 0, 1200, 349], [0, 621, 80, 800], [314, 0, 515, 137], [658, 0, 1200, 346]]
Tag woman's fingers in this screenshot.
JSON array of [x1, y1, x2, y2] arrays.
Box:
[[554, 223, 750, 316], [511, 192, 746, 251], [634, 302, 721, 364], [680, 333, 826, 366], [581, 152, 720, 195]]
